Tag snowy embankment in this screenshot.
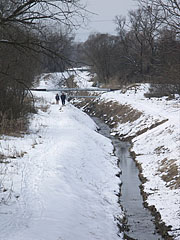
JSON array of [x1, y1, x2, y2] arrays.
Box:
[[74, 70, 180, 239], [100, 87, 180, 239], [0, 73, 122, 240]]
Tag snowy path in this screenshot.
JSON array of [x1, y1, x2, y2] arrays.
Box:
[[0, 102, 121, 240]]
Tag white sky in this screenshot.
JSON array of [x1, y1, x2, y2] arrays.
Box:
[[75, 0, 138, 42]]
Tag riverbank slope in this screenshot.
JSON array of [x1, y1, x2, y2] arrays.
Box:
[[73, 70, 180, 240]]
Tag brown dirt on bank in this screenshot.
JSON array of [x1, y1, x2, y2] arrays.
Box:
[[159, 158, 180, 189], [76, 99, 142, 136]]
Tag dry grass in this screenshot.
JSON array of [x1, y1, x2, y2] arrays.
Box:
[[0, 116, 28, 137], [121, 83, 141, 93], [0, 95, 36, 137], [43, 73, 52, 80], [159, 158, 180, 189], [101, 77, 122, 89], [154, 146, 170, 155], [35, 96, 47, 104], [0, 154, 7, 163], [78, 100, 142, 128], [39, 104, 50, 112], [66, 75, 78, 88], [0, 150, 27, 162], [35, 97, 50, 112]]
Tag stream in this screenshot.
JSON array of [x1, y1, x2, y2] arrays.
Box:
[[93, 117, 163, 240]]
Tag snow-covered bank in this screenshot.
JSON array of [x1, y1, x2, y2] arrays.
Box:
[[0, 74, 122, 240], [101, 88, 180, 239], [74, 71, 180, 239]]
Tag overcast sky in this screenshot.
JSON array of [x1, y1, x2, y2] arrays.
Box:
[[75, 0, 138, 42]]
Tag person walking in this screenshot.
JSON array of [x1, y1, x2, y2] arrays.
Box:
[[55, 93, 60, 104], [60, 93, 66, 105]]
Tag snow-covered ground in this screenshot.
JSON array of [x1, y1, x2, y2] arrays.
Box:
[[101, 88, 180, 239], [74, 70, 180, 239], [0, 73, 122, 240], [1, 69, 179, 239]]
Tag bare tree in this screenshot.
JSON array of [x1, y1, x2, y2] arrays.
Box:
[[114, 8, 161, 81], [82, 33, 118, 84], [0, 0, 86, 133], [0, 0, 85, 56], [138, 0, 180, 33], [41, 28, 74, 72], [155, 27, 180, 87], [0, 0, 85, 28], [114, 5, 180, 87], [128, 7, 161, 75], [0, 24, 41, 123]]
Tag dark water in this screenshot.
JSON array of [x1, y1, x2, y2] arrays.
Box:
[[93, 117, 163, 240]]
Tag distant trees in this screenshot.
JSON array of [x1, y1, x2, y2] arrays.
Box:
[[80, 3, 180, 92], [42, 29, 75, 72], [155, 28, 180, 86], [82, 33, 118, 84], [0, 0, 84, 133], [137, 0, 180, 89]]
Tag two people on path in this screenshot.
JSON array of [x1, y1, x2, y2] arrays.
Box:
[[55, 93, 66, 105]]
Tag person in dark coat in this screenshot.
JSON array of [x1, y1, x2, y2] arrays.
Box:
[[55, 93, 60, 104], [60, 93, 66, 105]]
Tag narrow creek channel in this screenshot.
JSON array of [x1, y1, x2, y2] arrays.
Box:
[[93, 117, 163, 240]]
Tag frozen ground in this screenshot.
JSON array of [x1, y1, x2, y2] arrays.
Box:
[[0, 73, 122, 240], [74, 70, 180, 239]]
